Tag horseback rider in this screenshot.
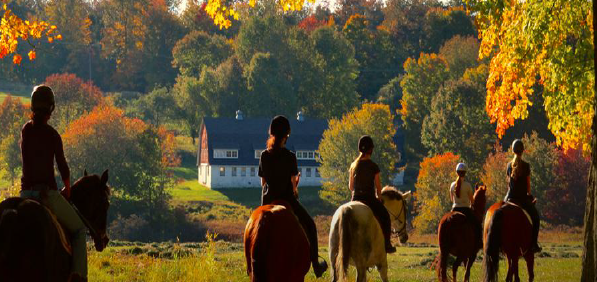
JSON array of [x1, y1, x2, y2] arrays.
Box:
[[505, 139, 541, 253], [258, 115, 328, 278], [19, 85, 88, 281], [449, 163, 482, 249], [349, 135, 396, 254]]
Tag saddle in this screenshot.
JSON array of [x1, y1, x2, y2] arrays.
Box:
[[502, 201, 532, 225], [17, 196, 73, 256]]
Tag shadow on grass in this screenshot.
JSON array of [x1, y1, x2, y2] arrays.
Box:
[[216, 186, 335, 216]]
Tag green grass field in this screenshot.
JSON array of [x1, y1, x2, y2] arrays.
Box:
[[0, 91, 30, 104], [89, 240, 582, 282]]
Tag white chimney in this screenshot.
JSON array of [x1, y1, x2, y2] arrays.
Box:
[[297, 111, 304, 122], [236, 110, 244, 120]]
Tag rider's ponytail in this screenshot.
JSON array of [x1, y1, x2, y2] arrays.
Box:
[[511, 154, 523, 180], [455, 171, 465, 198], [266, 135, 285, 150]]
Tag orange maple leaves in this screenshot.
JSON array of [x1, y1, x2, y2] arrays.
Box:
[[1, 0, 62, 64]]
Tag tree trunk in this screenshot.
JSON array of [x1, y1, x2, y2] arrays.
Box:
[[581, 1, 597, 280]]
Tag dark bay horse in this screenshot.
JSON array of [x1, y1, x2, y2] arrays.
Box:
[[483, 201, 534, 282], [0, 170, 111, 282], [436, 185, 487, 282], [244, 201, 311, 282]]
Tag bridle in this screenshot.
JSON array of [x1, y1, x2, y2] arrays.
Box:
[[387, 198, 407, 236]]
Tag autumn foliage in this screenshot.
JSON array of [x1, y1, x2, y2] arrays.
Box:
[[0, 0, 62, 64], [63, 105, 179, 200], [413, 152, 459, 234]]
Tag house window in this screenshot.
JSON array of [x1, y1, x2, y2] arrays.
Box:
[[255, 150, 264, 159], [214, 149, 238, 159], [241, 167, 246, 177], [219, 167, 225, 176], [296, 151, 318, 160], [306, 167, 312, 177], [251, 167, 256, 177], [232, 167, 237, 177], [316, 168, 320, 178]]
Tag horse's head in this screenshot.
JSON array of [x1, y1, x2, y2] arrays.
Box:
[[472, 184, 487, 218], [70, 169, 111, 252], [380, 186, 411, 245]]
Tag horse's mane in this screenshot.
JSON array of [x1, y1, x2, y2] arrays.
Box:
[[72, 175, 111, 196], [381, 186, 403, 201]]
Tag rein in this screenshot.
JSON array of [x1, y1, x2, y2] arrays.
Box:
[[387, 199, 407, 235], [70, 201, 100, 241]]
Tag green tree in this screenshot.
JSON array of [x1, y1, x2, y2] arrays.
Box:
[[481, 145, 509, 204], [172, 30, 233, 78], [420, 7, 476, 53], [421, 67, 495, 175], [342, 14, 404, 102], [413, 152, 459, 234], [129, 87, 177, 127], [399, 53, 450, 158], [318, 103, 398, 206], [172, 75, 210, 143], [308, 26, 359, 118], [376, 75, 402, 112], [0, 95, 28, 140], [0, 132, 22, 186], [439, 35, 480, 79]]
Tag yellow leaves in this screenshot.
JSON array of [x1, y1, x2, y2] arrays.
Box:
[[27, 50, 35, 60], [1, 2, 59, 64], [205, 0, 315, 29], [12, 53, 20, 64], [468, 0, 594, 152]]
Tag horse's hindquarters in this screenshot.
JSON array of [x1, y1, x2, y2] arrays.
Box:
[[245, 205, 311, 282]]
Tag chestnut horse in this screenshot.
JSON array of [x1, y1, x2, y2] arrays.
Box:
[[0, 170, 111, 282], [436, 185, 487, 282], [483, 201, 534, 282], [244, 200, 311, 282], [329, 187, 411, 282]]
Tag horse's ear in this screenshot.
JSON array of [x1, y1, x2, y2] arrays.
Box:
[[101, 169, 109, 185], [84, 169, 88, 177], [402, 191, 412, 202]]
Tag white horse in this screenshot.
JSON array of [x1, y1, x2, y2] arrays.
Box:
[[329, 186, 411, 282]]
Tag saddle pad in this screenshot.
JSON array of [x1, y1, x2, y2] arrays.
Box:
[[42, 205, 73, 256], [504, 202, 532, 225]]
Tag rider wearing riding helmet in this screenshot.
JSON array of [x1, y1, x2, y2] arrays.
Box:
[[20, 85, 88, 281], [506, 139, 541, 252], [449, 163, 482, 248], [259, 115, 328, 277], [349, 135, 396, 253]]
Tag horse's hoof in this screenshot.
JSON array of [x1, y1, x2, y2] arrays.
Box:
[[313, 258, 328, 278], [386, 246, 397, 254]]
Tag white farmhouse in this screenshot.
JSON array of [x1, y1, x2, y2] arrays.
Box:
[[197, 111, 326, 188]]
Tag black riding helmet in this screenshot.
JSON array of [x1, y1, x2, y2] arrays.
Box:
[[512, 139, 524, 154], [31, 85, 55, 115], [358, 135, 374, 153], [269, 115, 291, 138]]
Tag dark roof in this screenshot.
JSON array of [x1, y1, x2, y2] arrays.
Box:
[[198, 117, 328, 166]]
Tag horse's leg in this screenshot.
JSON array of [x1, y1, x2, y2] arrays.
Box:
[[378, 259, 389, 282], [452, 257, 462, 282], [464, 256, 475, 282], [512, 256, 521, 282], [356, 266, 368, 282], [506, 257, 514, 282], [524, 252, 535, 282]]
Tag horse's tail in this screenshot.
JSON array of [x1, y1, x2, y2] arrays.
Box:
[[335, 206, 352, 281], [0, 209, 18, 261], [483, 208, 503, 282], [436, 218, 450, 282]]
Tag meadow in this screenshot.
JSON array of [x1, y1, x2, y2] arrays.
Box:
[[88, 232, 583, 282]]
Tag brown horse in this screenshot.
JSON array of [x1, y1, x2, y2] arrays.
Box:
[[436, 185, 487, 282], [244, 200, 311, 282], [482, 201, 534, 282], [0, 170, 111, 282]]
